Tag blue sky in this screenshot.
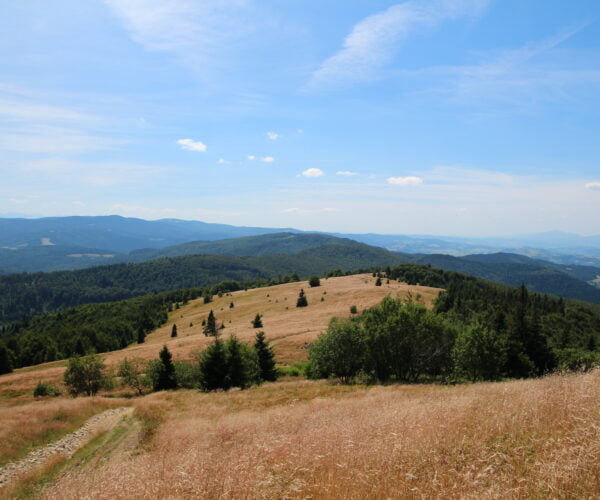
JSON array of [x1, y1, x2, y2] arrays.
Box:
[[1, 0, 599, 236]]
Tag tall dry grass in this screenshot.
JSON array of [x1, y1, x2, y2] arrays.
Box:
[[0, 397, 127, 466], [41, 370, 599, 499]]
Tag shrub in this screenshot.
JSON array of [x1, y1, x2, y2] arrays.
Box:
[[33, 381, 61, 397], [309, 276, 321, 287], [350, 305, 358, 314], [118, 358, 148, 395]]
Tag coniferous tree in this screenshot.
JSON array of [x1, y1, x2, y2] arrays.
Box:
[[204, 310, 217, 337], [137, 328, 146, 344], [254, 331, 277, 382], [296, 288, 308, 308], [252, 313, 263, 328], [171, 324, 178, 338], [154, 345, 177, 391], [375, 277, 382, 286], [199, 338, 229, 391]]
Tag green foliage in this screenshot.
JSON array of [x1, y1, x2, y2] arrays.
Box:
[[308, 318, 366, 383], [309, 275, 321, 287], [0, 341, 13, 374], [117, 358, 148, 395], [554, 348, 599, 372], [251, 313, 263, 328], [63, 355, 108, 397], [254, 331, 277, 382], [203, 310, 218, 337], [452, 324, 507, 381], [296, 288, 308, 308], [375, 277, 382, 286], [225, 336, 260, 390], [153, 345, 177, 391], [174, 361, 199, 389], [198, 338, 229, 391], [33, 381, 61, 397], [349, 305, 358, 315], [171, 324, 178, 338]]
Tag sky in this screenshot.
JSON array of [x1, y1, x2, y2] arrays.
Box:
[[1, 0, 599, 236]]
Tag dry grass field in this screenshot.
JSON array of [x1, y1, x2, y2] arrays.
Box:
[[0, 274, 441, 406], [32, 370, 600, 499]]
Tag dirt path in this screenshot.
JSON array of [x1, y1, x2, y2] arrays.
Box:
[[0, 407, 132, 488]]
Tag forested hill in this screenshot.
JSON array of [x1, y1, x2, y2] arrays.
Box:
[[128, 232, 352, 260], [0, 241, 406, 325], [409, 253, 600, 304]]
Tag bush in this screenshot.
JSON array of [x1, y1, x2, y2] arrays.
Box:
[[309, 276, 321, 287], [64, 355, 108, 397], [350, 305, 358, 314], [555, 348, 599, 372], [33, 381, 61, 397], [118, 358, 148, 395], [174, 361, 199, 389]]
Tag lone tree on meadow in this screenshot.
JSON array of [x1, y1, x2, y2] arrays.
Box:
[[254, 331, 277, 382], [204, 310, 218, 337], [296, 288, 308, 308], [252, 313, 263, 328], [171, 324, 178, 338], [198, 337, 229, 391], [375, 277, 382, 286], [64, 354, 107, 397], [309, 275, 321, 287], [153, 345, 177, 391]]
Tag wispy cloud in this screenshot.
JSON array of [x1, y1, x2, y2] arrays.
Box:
[[266, 131, 279, 140], [308, 0, 489, 89], [282, 207, 340, 214], [247, 155, 275, 162], [336, 170, 358, 176], [301, 168, 324, 177], [387, 175, 423, 186], [177, 138, 207, 152]]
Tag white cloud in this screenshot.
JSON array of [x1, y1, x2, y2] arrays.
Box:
[[387, 176, 423, 186], [217, 158, 227, 164], [177, 138, 207, 152], [301, 168, 324, 178], [336, 170, 358, 176], [266, 131, 279, 140], [246, 155, 275, 162], [585, 181, 600, 191], [308, 0, 489, 89]]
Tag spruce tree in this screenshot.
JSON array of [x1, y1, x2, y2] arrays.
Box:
[[252, 313, 263, 328], [199, 338, 229, 391], [204, 310, 217, 337], [296, 288, 308, 308], [171, 324, 178, 338], [254, 331, 277, 382], [155, 345, 177, 391], [375, 277, 382, 286], [137, 328, 146, 344]]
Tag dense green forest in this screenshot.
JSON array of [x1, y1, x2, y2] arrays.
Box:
[[308, 264, 599, 384], [0, 243, 404, 325], [0, 275, 302, 372]]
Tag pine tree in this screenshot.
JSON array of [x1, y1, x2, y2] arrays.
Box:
[[171, 324, 178, 338], [254, 331, 277, 382], [375, 277, 382, 286], [199, 338, 229, 391], [204, 310, 217, 337], [154, 345, 177, 391], [296, 288, 308, 308], [137, 328, 146, 344], [252, 313, 263, 328]]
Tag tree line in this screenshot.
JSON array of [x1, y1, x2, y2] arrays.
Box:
[[308, 266, 599, 384]]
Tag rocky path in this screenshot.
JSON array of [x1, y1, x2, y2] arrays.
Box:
[[0, 406, 132, 488]]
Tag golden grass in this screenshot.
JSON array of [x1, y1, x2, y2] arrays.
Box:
[[38, 370, 600, 499], [0, 397, 128, 467], [0, 274, 440, 405]]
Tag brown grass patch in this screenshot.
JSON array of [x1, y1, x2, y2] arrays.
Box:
[[39, 370, 600, 499], [0, 397, 128, 467]]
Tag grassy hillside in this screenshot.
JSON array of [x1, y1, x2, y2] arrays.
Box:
[[0, 241, 406, 325]]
